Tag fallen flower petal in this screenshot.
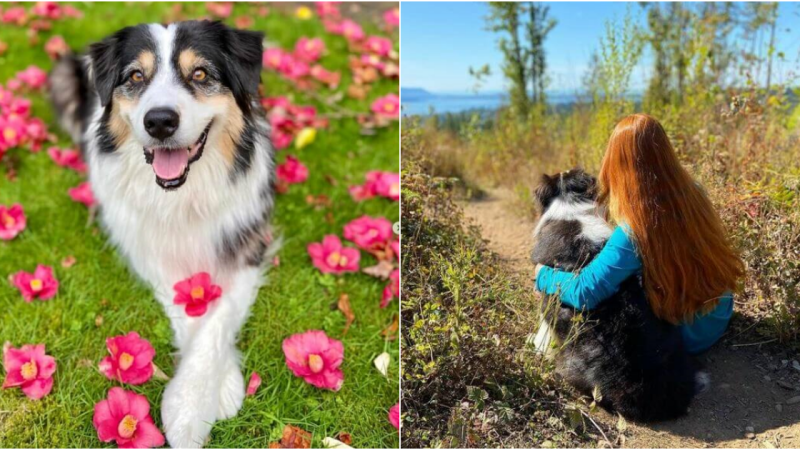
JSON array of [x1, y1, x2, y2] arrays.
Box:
[[277, 155, 309, 184], [0, 203, 26, 240], [383, 7, 399, 30], [343, 215, 393, 252], [48, 146, 87, 172], [389, 403, 400, 430], [282, 330, 344, 391], [294, 127, 317, 149], [98, 331, 155, 385], [2, 343, 56, 400], [93, 387, 165, 448], [381, 269, 400, 308], [44, 35, 68, 60], [373, 352, 390, 377], [173, 272, 222, 317], [68, 181, 95, 207], [12, 264, 58, 302], [246, 372, 262, 396], [15, 66, 47, 90], [321, 437, 353, 449]]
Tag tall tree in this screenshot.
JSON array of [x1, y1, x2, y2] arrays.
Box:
[[487, 2, 529, 120], [525, 3, 557, 104]]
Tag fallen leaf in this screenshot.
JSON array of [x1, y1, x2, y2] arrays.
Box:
[[61, 255, 76, 268], [373, 352, 390, 377], [321, 437, 352, 449], [381, 315, 399, 340], [152, 363, 171, 381], [77, 358, 94, 368], [94, 315, 103, 327], [338, 293, 355, 336], [275, 424, 312, 449], [305, 194, 331, 209], [347, 84, 368, 100], [336, 433, 352, 445], [362, 260, 394, 279], [324, 174, 338, 186]]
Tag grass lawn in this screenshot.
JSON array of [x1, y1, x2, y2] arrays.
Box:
[[0, 2, 399, 448]]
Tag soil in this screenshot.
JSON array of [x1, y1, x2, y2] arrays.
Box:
[[461, 188, 800, 449]]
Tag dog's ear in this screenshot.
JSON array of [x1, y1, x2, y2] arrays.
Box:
[[569, 169, 598, 199], [89, 31, 124, 108], [223, 25, 264, 113], [533, 173, 557, 210]]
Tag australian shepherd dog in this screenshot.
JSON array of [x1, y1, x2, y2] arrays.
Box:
[[530, 169, 708, 422], [49, 21, 273, 447]]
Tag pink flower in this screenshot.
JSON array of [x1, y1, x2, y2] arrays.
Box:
[[1, 7, 26, 25], [277, 155, 309, 184], [315, 2, 340, 19], [384, 8, 399, 30], [343, 215, 393, 251], [206, 2, 233, 18], [62, 5, 82, 18], [15, 66, 47, 90], [173, 272, 222, 317], [310, 65, 341, 88], [361, 53, 386, 71], [2, 344, 56, 400], [32, 2, 62, 19], [307, 235, 360, 275], [68, 181, 95, 207], [349, 171, 400, 202], [294, 37, 325, 63], [282, 330, 344, 391], [272, 128, 293, 150], [371, 93, 399, 119], [0, 116, 25, 150], [263, 48, 291, 71], [246, 372, 262, 396], [339, 20, 364, 42], [389, 403, 400, 429], [98, 332, 155, 385], [0, 203, 26, 240], [93, 387, 165, 449], [44, 35, 68, 60], [381, 269, 400, 308], [12, 265, 58, 302], [391, 239, 400, 262], [48, 146, 87, 172], [365, 36, 393, 57]]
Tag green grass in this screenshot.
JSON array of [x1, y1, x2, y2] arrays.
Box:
[[0, 2, 399, 448]]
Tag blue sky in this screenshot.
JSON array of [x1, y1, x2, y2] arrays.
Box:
[[401, 2, 800, 94]]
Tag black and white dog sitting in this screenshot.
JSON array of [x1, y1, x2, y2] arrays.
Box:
[[50, 21, 273, 447], [530, 169, 707, 422]]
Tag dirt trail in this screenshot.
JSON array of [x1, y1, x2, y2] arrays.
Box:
[[461, 188, 800, 449]]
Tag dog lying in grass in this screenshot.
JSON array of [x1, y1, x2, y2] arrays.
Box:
[[49, 20, 272, 447], [530, 169, 707, 422]]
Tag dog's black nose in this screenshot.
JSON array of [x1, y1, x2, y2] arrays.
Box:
[[144, 108, 179, 140]]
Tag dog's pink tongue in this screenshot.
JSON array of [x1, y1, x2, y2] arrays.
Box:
[[152, 148, 188, 180]]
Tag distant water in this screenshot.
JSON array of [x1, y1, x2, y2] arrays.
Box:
[[401, 91, 583, 116]]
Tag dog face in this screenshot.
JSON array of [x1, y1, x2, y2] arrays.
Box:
[[89, 21, 263, 190], [533, 168, 597, 212]]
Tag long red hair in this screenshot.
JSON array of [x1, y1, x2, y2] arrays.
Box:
[[598, 114, 744, 324]]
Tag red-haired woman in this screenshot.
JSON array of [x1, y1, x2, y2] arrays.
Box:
[[535, 113, 744, 354]]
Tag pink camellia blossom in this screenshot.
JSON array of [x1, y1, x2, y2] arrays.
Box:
[[32, 2, 62, 19], [391, 239, 400, 262], [68, 181, 95, 207], [343, 215, 393, 252], [98, 332, 155, 385], [205, 2, 233, 18], [12, 265, 58, 302], [15, 66, 48, 90], [282, 330, 344, 391], [339, 19, 364, 42], [284, 58, 310, 80], [0, 203, 26, 240], [44, 35, 68, 60], [315, 2, 340, 19], [62, 5, 82, 18], [1, 7, 26, 25], [93, 387, 165, 449], [389, 403, 400, 430], [272, 128, 293, 150], [371, 93, 400, 119], [349, 171, 400, 202], [277, 155, 309, 185], [383, 8, 399, 30], [381, 269, 400, 308], [48, 146, 87, 172], [2, 343, 56, 400], [310, 65, 341, 88], [263, 48, 290, 71], [307, 235, 360, 275], [173, 272, 222, 317], [294, 37, 324, 63], [365, 36, 393, 57], [246, 372, 262, 396]]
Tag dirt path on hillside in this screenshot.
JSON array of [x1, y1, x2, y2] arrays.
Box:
[[461, 188, 800, 449]]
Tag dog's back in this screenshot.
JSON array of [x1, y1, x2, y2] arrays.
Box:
[[531, 169, 704, 422]]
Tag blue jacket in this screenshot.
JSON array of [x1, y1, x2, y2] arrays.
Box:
[[535, 226, 732, 354]]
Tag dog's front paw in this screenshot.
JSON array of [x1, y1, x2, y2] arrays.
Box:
[[161, 376, 218, 448], [217, 364, 245, 420]]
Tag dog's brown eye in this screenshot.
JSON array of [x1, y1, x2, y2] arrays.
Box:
[[130, 71, 144, 83], [192, 69, 207, 81]]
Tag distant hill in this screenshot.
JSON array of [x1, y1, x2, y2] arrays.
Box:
[[401, 87, 433, 101]]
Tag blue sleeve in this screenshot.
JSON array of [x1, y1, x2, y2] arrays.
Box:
[[681, 293, 733, 354], [535, 226, 642, 310]]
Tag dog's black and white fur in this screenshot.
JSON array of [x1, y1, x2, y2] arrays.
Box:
[[50, 21, 274, 447], [531, 169, 707, 422]]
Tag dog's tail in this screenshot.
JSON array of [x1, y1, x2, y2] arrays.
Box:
[[49, 54, 91, 147]]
